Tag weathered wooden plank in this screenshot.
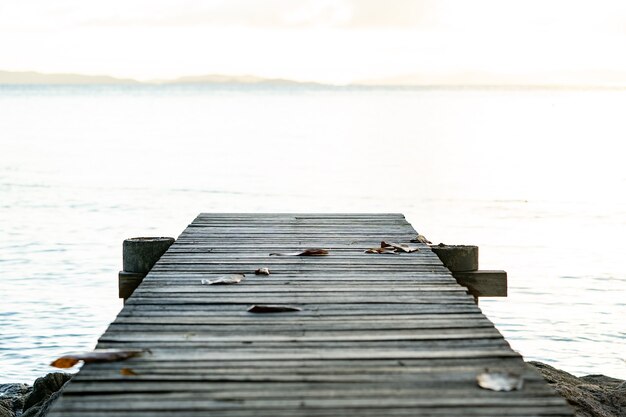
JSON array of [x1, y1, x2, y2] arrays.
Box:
[[114, 323, 496, 333], [453, 270, 508, 297], [167, 243, 423, 249], [68, 356, 526, 369], [149, 267, 452, 273], [112, 313, 489, 324], [47, 408, 574, 417], [51, 394, 569, 411], [117, 304, 484, 316], [193, 213, 406, 217], [184, 225, 414, 230], [124, 295, 476, 305], [61, 378, 550, 394], [143, 280, 458, 286], [50, 408, 573, 417], [144, 273, 458, 281], [94, 341, 512, 351], [59, 380, 552, 401], [133, 286, 467, 294], [156, 255, 440, 262], [98, 329, 503, 343], [118, 304, 483, 316], [84, 347, 522, 360]]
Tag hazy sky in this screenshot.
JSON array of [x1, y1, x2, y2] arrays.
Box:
[[2, 0, 626, 83]]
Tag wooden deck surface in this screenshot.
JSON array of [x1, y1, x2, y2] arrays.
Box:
[[49, 213, 573, 416]]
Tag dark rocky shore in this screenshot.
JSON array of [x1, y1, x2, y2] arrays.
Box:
[[529, 362, 626, 417], [0, 363, 623, 416], [0, 373, 71, 417]]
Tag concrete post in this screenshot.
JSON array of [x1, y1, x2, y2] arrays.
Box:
[[119, 237, 175, 300]]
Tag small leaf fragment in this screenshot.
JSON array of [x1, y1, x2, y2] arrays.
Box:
[[411, 234, 432, 244], [201, 274, 245, 285], [476, 370, 524, 391], [270, 249, 329, 256], [51, 350, 144, 368], [300, 248, 329, 256], [247, 305, 302, 313], [255, 267, 271, 275], [365, 247, 398, 255], [50, 357, 80, 369], [380, 241, 420, 253], [120, 368, 138, 376], [365, 241, 421, 254]]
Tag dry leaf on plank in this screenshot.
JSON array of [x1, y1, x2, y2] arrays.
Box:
[[247, 305, 302, 313], [51, 350, 145, 368], [255, 268, 270, 275], [381, 241, 420, 253], [201, 274, 245, 285], [476, 370, 524, 391], [120, 368, 138, 376], [411, 234, 432, 244], [365, 247, 398, 255], [270, 249, 329, 256]]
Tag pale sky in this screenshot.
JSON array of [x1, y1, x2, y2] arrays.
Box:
[[2, 0, 626, 84]]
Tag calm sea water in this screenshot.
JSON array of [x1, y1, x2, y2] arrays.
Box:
[[1, 85, 625, 383]]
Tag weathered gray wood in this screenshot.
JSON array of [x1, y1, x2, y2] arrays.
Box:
[[453, 270, 508, 297], [117, 271, 145, 299], [48, 213, 571, 417], [61, 378, 551, 394], [48, 409, 574, 417], [430, 244, 479, 271], [45, 409, 575, 417], [119, 303, 483, 314]]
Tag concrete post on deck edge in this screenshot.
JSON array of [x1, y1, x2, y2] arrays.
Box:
[[119, 237, 175, 301], [430, 244, 507, 302]]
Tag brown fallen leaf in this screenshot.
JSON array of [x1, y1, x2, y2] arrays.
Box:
[[476, 370, 524, 391], [201, 274, 245, 285], [380, 241, 420, 253], [411, 234, 432, 244], [247, 305, 302, 313], [255, 267, 270, 275], [120, 368, 138, 376], [51, 350, 144, 368], [365, 247, 398, 255], [269, 249, 329, 256]]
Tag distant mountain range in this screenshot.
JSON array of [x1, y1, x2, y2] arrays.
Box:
[[358, 70, 626, 88], [0, 70, 321, 86], [162, 74, 320, 86], [2, 69, 626, 88], [0, 70, 140, 85]]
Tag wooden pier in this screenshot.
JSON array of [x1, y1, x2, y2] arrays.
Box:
[[49, 213, 573, 416]]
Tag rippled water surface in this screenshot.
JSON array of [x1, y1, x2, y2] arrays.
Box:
[[1, 85, 625, 382]]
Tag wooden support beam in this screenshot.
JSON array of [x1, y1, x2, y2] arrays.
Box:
[[430, 245, 478, 272], [430, 244, 507, 300], [118, 271, 146, 300], [452, 270, 508, 298]]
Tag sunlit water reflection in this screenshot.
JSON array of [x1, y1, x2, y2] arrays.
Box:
[[1, 85, 624, 383]]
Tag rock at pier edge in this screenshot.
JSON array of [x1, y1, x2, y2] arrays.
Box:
[[0, 373, 71, 417], [529, 361, 626, 417]]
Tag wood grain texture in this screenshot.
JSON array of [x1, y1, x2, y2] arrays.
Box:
[[48, 213, 572, 416]]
